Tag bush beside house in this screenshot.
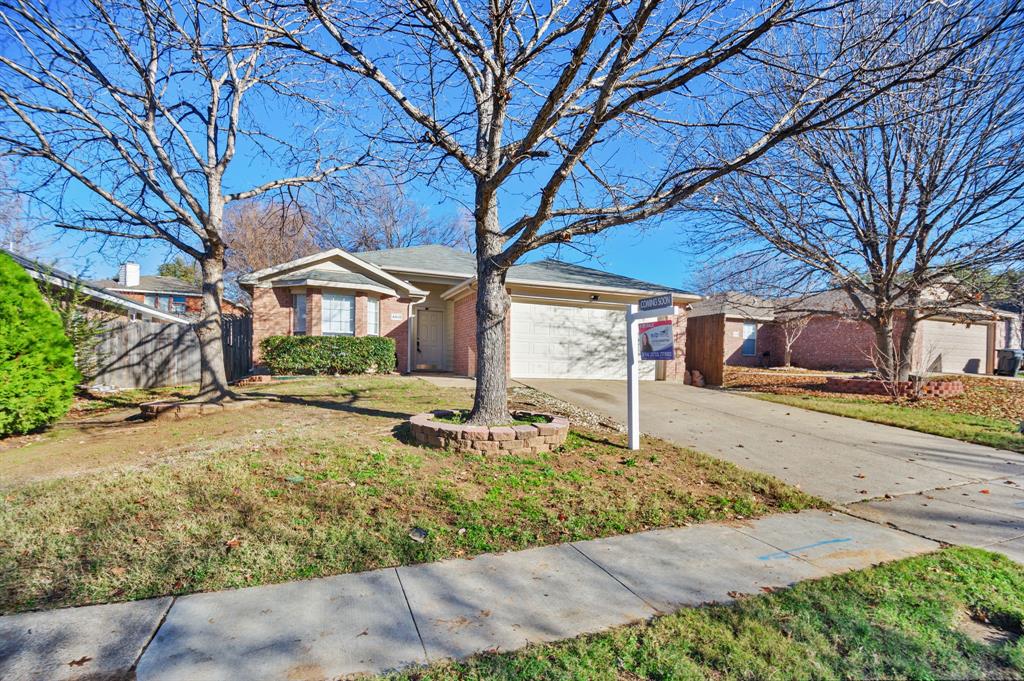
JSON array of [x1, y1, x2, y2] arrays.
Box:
[[0, 253, 79, 436], [259, 335, 396, 375]]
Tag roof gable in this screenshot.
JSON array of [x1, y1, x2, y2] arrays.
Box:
[[238, 248, 427, 297]]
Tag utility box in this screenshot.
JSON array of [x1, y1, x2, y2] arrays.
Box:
[[995, 349, 1023, 376]]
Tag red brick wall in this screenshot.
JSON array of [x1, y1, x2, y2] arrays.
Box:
[[660, 310, 689, 380], [381, 297, 410, 373], [452, 294, 477, 377], [723, 319, 774, 367], [782, 312, 914, 371], [306, 288, 322, 336], [117, 291, 245, 316], [252, 287, 293, 363], [451, 292, 511, 378], [354, 293, 367, 336]]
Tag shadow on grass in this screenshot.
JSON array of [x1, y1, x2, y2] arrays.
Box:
[[245, 388, 415, 421]]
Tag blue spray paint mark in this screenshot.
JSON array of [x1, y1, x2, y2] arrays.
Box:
[[758, 537, 853, 561]]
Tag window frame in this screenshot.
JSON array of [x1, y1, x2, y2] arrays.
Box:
[[292, 293, 307, 335], [741, 321, 758, 356], [321, 292, 355, 336], [367, 297, 380, 336]]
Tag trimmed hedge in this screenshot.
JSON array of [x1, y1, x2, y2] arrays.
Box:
[[0, 252, 79, 437], [260, 335, 397, 375]]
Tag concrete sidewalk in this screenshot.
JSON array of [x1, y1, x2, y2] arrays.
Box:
[[0, 510, 936, 681], [520, 379, 1024, 559]]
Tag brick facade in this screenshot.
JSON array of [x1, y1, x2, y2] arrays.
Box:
[[660, 310, 689, 380], [723, 319, 774, 367], [115, 291, 246, 316], [250, 285, 411, 371], [382, 297, 410, 373], [779, 313, 917, 371], [451, 292, 512, 378]]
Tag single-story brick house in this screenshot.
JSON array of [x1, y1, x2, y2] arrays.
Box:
[[690, 289, 1012, 375], [88, 262, 248, 317], [240, 245, 698, 380]]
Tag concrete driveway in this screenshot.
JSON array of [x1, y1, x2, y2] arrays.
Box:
[[521, 379, 1024, 559]]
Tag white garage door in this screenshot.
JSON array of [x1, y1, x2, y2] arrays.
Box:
[[919, 320, 989, 374], [510, 301, 656, 379]]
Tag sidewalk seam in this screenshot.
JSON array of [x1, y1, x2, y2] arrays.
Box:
[[568, 543, 662, 614], [394, 567, 430, 663], [130, 595, 175, 674]]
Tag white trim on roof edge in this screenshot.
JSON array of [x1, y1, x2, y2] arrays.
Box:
[[239, 248, 428, 297], [26, 270, 191, 324], [268, 278, 402, 298], [440, 275, 701, 302]]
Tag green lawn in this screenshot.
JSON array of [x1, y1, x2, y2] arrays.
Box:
[[754, 393, 1024, 454], [394, 547, 1024, 680], [0, 376, 822, 614]]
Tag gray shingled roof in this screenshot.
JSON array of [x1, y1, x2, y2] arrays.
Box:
[[508, 259, 693, 294], [3, 249, 190, 322], [88, 274, 200, 295], [270, 269, 385, 289], [355, 245, 693, 295], [690, 292, 775, 319], [355, 244, 477, 276]]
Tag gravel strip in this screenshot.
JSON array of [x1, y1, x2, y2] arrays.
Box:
[[509, 385, 624, 433]]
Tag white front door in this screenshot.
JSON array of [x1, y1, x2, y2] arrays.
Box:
[[416, 309, 444, 370], [510, 301, 656, 380]]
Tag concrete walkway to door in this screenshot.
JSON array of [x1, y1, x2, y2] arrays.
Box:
[[520, 379, 1024, 561]]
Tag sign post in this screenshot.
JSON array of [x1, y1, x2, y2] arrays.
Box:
[[626, 294, 677, 450]]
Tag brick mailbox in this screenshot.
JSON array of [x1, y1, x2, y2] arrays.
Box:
[[409, 410, 570, 453]]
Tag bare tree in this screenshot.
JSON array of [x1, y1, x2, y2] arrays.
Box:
[[700, 7, 1024, 381], [223, 199, 322, 300], [0, 0, 361, 399], [774, 310, 812, 367], [312, 171, 473, 252], [249, 0, 1015, 422]]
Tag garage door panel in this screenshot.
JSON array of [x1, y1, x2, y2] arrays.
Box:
[[920, 320, 988, 374], [510, 301, 656, 380]]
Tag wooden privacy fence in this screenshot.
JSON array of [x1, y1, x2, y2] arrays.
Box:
[[684, 313, 725, 386], [89, 316, 252, 389]]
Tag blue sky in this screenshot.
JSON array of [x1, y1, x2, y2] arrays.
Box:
[[10, 1, 708, 294], [31, 197, 700, 292]]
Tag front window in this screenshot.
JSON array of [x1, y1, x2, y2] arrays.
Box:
[[170, 295, 187, 314], [293, 293, 307, 335], [742, 322, 757, 356], [144, 294, 157, 308], [322, 292, 354, 336], [367, 297, 380, 336]]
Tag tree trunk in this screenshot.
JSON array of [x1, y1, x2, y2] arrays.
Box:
[[896, 310, 920, 382], [783, 344, 793, 367], [467, 189, 511, 425], [195, 244, 230, 400], [872, 318, 898, 383]]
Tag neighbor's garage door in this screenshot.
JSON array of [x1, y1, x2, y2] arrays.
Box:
[[919, 320, 989, 374], [510, 301, 656, 379]]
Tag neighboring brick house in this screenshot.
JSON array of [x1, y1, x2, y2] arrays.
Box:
[[4, 248, 190, 324], [240, 245, 697, 380], [690, 289, 1012, 376], [88, 262, 248, 318]]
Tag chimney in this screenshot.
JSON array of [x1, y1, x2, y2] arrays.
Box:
[[118, 262, 141, 287]]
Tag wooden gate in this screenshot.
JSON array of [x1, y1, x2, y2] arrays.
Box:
[[684, 313, 725, 386]]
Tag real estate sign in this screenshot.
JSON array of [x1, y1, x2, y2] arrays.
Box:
[[638, 319, 674, 360]]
